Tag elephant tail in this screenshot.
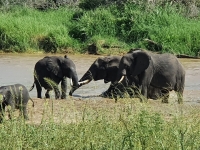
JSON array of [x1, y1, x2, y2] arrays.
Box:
[[29, 98, 34, 107], [29, 83, 35, 92]]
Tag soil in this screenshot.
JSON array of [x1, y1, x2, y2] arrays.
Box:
[[15, 95, 200, 125]]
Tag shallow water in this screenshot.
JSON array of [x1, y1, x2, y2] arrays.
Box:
[[0, 54, 199, 103]]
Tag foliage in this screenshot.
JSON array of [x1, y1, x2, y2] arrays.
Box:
[[0, 1, 200, 55], [0, 99, 200, 149], [38, 33, 58, 53], [0, 27, 25, 52]]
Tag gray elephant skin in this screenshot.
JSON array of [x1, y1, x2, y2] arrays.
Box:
[[117, 49, 185, 103], [69, 55, 162, 99], [30, 55, 79, 99], [0, 84, 34, 122]]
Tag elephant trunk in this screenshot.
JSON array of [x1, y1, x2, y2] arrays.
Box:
[[69, 70, 93, 96], [71, 71, 79, 87]]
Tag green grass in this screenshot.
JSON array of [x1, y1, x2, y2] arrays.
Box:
[[0, 3, 200, 55], [0, 98, 200, 149]]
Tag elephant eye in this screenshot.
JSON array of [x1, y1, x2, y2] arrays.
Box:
[[124, 64, 129, 69]]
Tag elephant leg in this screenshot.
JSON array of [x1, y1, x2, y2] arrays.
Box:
[[115, 83, 127, 98], [8, 107, 14, 120], [100, 90, 111, 98], [36, 82, 42, 98], [176, 92, 183, 104], [140, 86, 148, 103], [54, 87, 60, 99], [126, 86, 136, 98], [19, 106, 29, 120], [128, 85, 140, 99], [61, 77, 67, 99], [176, 87, 184, 104], [161, 89, 169, 103], [0, 103, 6, 123], [7, 99, 15, 120], [45, 90, 50, 99], [100, 84, 114, 98]]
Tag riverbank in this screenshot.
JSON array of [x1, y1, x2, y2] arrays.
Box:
[[0, 2, 200, 56]]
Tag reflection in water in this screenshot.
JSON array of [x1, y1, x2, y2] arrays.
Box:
[[0, 54, 199, 102]]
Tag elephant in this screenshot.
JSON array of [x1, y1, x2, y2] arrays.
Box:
[[0, 84, 34, 122], [116, 49, 185, 103], [69, 56, 125, 98], [69, 55, 163, 99], [29, 55, 79, 99]]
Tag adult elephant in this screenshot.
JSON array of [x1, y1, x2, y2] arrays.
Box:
[[30, 55, 79, 99], [69, 56, 124, 98], [116, 49, 185, 103], [69, 55, 162, 99]]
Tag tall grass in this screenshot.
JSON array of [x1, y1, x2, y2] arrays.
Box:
[[0, 98, 200, 149], [0, 2, 200, 55], [0, 6, 78, 53]]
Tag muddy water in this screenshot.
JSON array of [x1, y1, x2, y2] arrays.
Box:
[[0, 54, 199, 103]]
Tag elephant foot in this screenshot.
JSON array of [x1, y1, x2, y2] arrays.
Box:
[[177, 99, 183, 104], [61, 94, 66, 99], [161, 98, 169, 103], [37, 95, 42, 99], [69, 92, 72, 96], [0, 117, 4, 123], [55, 96, 60, 100], [161, 95, 169, 103], [139, 96, 148, 103], [45, 94, 50, 99], [24, 115, 29, 120], [177, 93, 183, 104], [100, 92, 111, 98], [55, 91, 60, 100]]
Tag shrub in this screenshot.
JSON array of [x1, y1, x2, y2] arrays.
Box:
[[38, 33, 58, 53], [0, 27, 25, 52]]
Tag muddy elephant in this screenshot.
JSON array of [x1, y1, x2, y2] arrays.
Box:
[[69, 55, 162, 99], [30, 55, 79, 99], [0, 84, 34, 122], [117, 49, 185, 103]]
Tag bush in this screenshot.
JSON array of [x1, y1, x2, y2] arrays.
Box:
[[38, 33, 58, 53], [0, 2, 200, 55], [0, 27, 25, 52]]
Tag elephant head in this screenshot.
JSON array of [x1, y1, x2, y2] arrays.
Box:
[[69, 56, 121, 96], [117, 50, 151, 83], [46, 55, 79, 87]]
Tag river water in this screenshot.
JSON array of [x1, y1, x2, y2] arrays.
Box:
[[0, 54, 199, 103]]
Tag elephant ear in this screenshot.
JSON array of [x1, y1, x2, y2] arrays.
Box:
[[132, 52, 150, 76], [104, 57, 118, 83], [46, 57, 63, 78]]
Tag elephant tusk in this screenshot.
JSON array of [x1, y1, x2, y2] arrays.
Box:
[[78, 79, 91, 86], [118, 76, 125, 83], [70, 78, 73, 86]]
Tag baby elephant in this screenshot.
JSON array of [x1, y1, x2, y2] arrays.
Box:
[[0, 84, 34, 122]]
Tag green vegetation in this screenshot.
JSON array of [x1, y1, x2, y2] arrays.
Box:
[[0, 1, 200, 55], [0, 99, 200, 149]]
